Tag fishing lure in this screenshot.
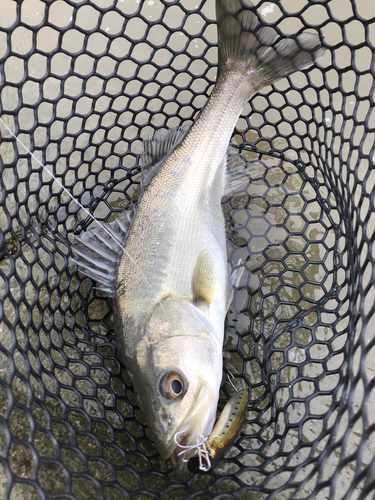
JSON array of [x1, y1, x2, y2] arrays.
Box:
[[186, 389, 248, 472]]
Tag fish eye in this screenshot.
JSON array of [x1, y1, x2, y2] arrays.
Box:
[[159, 371, 185, 399]]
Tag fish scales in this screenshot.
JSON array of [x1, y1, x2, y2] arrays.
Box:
[[117, 74, 247, 334]]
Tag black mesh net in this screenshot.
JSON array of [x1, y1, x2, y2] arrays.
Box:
[[0, 0, 374, 499]]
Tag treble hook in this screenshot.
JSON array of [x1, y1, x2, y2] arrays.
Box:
[[173, 431, 211, 472]]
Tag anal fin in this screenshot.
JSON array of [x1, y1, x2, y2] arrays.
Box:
[[224, 145, 252, 195]]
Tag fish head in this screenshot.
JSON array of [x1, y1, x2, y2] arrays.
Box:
[[128, 296, 223, 465]]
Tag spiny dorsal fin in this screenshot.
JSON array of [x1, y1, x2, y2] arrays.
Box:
[[140, 125, 191, 188], [192, 250, 217, 308]]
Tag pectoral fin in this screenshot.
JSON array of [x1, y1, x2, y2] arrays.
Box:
[[192, 250, 217, 308]]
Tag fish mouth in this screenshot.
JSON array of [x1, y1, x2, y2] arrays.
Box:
[[160, 380, 216, 465]]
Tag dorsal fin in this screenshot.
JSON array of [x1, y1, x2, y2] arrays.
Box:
[[140, 125, 191, 188], [71, 208, 134, 295]]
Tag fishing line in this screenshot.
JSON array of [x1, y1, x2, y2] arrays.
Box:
[[0, 117, 166, 315]]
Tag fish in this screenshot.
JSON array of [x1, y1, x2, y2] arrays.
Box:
[[71, 0, 325, 469]]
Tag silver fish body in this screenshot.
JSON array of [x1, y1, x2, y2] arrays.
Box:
[[116, 74, 246, 460], [72, 0, 325, 467]]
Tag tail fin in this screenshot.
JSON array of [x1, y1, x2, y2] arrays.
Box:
[[216, 0, 326, 89]]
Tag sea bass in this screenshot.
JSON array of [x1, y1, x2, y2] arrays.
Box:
[[72, 0, 325, 467]]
